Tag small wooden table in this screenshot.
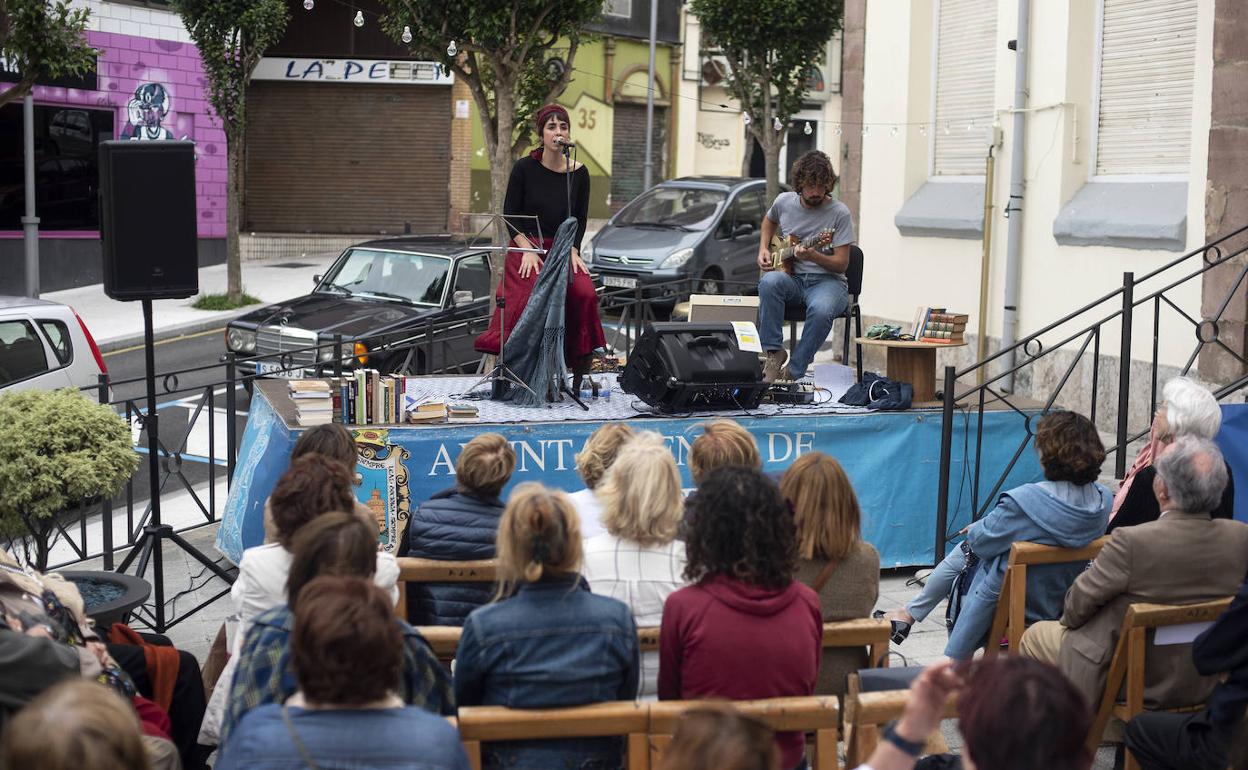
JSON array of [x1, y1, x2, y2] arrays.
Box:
[[854, 338, 967, 403]]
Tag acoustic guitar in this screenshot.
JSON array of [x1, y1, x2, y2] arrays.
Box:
[[767, 228, 836, 274]]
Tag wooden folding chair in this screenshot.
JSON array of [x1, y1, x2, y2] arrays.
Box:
[[983, 536, 1108, 658], [649, 696, 841, 770], [456, 701, 650, 770], [1087, 597, 1233, 770], [394, 557, 498, 617], [842, 674, 957, 768], [824, 618, 892, 668]]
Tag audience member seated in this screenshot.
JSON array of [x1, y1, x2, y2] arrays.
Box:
[[1110, 377, 1235, 532], [216, 576, 469, 770], [219, 512, 452, 745], [583, 431, 689, 698], [689, 419, 762, 489], [202, 454, 400, 744], [880, 411, 1110, 658], [659, 466, 821, 770], [1125, 570, 1248, 770], [1020, 437, 1248, 711], [567, 422, 634, 539], [454, 483, 639, 769], [656, 705, 780, 770], [400, 432, 516, 625], [1, 679, 155, 770], [781, 451, 880, 694], [263, 423, 372, 543], [0, 550, 182, 769], [857, 657, 1093, 770]]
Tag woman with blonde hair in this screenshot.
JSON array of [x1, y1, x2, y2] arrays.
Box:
[[780, 452, 880, 696], [1, 679, 150, 770], [569, 422, 635, 538], [455, 483, 639, 769], [584, 431, 688, 698]]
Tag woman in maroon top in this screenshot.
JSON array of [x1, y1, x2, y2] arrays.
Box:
[[474, 103, 606, 382], [658, 465, 822, 770]]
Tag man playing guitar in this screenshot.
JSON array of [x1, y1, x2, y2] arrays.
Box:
[[755, 150, 857, 382]]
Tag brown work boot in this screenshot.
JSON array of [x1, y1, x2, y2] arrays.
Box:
[[761, 349, 788, 383]]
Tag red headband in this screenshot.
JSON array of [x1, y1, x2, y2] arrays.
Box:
[[534, 103, 569, 129]]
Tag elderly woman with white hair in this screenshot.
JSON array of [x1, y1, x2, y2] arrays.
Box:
[[1109, 376, 1235, 531]]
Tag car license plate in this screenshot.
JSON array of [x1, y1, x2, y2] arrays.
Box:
[[257, 360, 303, 379], [603, 275, 638, 289]]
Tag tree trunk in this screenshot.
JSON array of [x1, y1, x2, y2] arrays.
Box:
[[763, 131, 783, 206], [226, 135, 244, 304], [486, 81, 517, 296]]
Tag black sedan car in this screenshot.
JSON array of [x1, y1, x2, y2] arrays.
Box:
[[225, 237, 493, 377]]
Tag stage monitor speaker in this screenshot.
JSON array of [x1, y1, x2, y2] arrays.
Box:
[[99, 140, 199, 301], [686, 294, 760, 325], [620, 322, 767, 413]]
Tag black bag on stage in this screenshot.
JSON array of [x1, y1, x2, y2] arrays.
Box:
[[620, 323, 767, 413], [838, 371, 913, 410]]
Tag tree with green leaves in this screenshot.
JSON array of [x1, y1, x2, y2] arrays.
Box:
[[691, 0, 843, 204], [379, 0, 601, 238], [0, 0, 97, 109], [171, 0, 289, 305]]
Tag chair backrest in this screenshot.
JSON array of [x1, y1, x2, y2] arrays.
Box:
[[415, 618, 891, 667], [983, 536, 1109, 659], [649, 696, 841, 770], [846, 244, 864, 297], [456, 701, 650, 770], [394, 557, 498, 617], [843, 674, 958, 768], [1086, 597, 1234, 756]]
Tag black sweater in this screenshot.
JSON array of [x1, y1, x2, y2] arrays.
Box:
[[503, 155, 590, 250]]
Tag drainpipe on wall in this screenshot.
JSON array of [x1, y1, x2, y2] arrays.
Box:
[[642, 0, 659, 192], [1000, 0, 1031, 392]]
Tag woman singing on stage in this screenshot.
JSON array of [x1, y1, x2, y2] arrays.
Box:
[[474, 103, 606, 385]]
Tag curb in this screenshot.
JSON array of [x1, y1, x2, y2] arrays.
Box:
[[97, 309, 252, 354]]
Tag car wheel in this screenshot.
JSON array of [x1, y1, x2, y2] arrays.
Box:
[[697, 269, 724, 295], [384, 350, 425, 376]]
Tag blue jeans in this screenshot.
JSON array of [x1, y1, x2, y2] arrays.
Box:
[[904, 547, 965, 622], [757, 271, 849, 378]]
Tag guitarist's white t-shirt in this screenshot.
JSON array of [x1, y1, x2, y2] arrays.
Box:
[[765, 192, 856, 283]]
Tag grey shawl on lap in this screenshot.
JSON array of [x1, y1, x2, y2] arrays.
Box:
[[499, 217, 576, 407]]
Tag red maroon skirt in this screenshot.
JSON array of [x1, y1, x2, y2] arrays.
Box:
[[474, 237, 606, 360]]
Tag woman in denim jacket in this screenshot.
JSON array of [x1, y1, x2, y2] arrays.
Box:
[[455, 483, 640, 770]]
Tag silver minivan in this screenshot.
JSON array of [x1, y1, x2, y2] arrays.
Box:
[[0, 296, 108, 393], [587, 177, 782, 305]]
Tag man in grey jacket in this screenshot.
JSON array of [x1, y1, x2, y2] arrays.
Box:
[[1019, 437, 1248, 711]]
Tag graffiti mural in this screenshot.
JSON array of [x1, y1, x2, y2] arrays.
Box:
[[125, 83, 185, 141]]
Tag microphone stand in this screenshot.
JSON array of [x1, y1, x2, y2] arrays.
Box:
[[557, 139, 589, 411]]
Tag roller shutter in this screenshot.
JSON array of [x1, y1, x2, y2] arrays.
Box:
[[245, 81, 451, 233], [932, 0, 998, 176], [1094, 0, 1198, 175]]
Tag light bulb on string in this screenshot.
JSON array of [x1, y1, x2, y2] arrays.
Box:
[[447, 40, 458, 57], [919, 124, 927, 136], [890, 125, 899, 137], [401, 25, 412, 43], [743, 113, 751, 126], [833, 124, 842, 135], [302, 0, 313, 9], [967, 118, 976, 132], [944, 122, 951, 135], [861, 125, 869, 137], [803, 121, 813, 135], [773, 116, 783, 131], [353, 10, 364, 26]]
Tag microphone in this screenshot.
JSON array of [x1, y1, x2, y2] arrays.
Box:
[[555, 136, 577, 149]]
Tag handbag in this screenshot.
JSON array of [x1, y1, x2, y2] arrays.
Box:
[[943, 540, 981, 633], [281, 705, 322, 770]]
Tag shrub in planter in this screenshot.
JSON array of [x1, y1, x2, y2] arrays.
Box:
[[0, 389, 138, 570]]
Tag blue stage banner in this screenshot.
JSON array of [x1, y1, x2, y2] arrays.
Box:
[[1216, 404, 1248, 523], [218, 391, 1043, 568]]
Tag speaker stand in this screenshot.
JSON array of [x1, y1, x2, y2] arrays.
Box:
[[116, 299, 235, 632]]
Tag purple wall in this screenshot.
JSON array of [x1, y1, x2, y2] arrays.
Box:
[[1, 30, 227, 238]]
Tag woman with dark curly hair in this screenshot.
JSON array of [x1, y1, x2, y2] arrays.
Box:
[[878, 410, 1111, 659], [658, 466, 821, 770]]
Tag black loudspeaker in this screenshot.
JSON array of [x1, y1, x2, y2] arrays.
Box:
[[620, 322, 768, 413], [99, 140, 199, 300]]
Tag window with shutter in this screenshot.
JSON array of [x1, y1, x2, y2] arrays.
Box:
[[1094, 0, 1198, 176], [932, 0, 998, 176]]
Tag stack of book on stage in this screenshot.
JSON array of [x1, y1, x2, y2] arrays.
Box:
[[289, 380, 334, 426], [911, 307, 968, 344]]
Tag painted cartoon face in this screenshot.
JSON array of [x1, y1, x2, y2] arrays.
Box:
[[129, 84, 170, 130], [542, 115, 571, 152]]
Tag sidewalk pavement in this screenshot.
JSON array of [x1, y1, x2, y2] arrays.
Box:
[[44, 256, 336, 353]]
